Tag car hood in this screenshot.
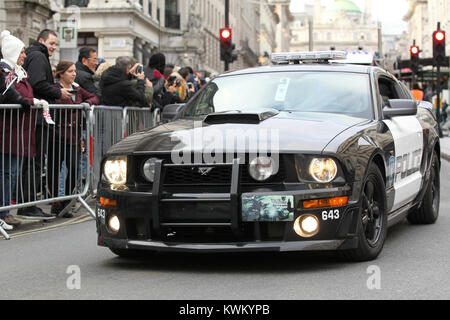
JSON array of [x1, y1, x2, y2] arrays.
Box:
[[106, 112, 369, 155]]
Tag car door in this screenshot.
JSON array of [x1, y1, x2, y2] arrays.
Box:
[[377, 74, 424, 212]]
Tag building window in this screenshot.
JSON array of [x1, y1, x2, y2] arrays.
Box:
[[148, 1, 152, 16], [77, 32, 98, 49], [65, 0, 89, 7], [327, 32, 332, 41], [165, 0, 180, 29], [313, 33, 318, 41]]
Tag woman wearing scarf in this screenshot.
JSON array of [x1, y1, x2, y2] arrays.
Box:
[[0, 30, 52, 229]]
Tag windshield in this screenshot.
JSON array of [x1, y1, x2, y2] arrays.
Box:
[[183, 72, 373, 119]]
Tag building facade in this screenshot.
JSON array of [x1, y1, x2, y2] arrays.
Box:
[[290, 0, 380, 54], [1, 0, 289, 75], [403, 0, 450, 60]]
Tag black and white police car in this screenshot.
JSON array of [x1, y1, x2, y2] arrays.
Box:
[[96, 51, 440, 261]]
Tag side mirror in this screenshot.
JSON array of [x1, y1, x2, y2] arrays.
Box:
[[383, 99, 418, 119], [161, 104, 186, 123]]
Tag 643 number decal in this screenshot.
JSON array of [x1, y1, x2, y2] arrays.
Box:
[[321, 209, 340, 221]]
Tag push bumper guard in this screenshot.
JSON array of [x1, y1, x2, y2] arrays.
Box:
[[151, 158, 242, 236]]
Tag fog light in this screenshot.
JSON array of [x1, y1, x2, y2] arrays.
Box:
[[108, 215, 120, 234], [294, 214, 320, 238]]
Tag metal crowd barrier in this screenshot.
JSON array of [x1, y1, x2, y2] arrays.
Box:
[[0, 104, 94, 239], [1, 104, 157, 239], [89, 106, 125, 195], [89, 106, 158, 195]]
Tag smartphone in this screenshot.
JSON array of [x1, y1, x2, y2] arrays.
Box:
[[136, 64, 144, 74], [69, 90, 78, 95]]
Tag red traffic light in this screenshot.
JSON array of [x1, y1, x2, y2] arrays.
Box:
[[220, 28, 231, 40], [434, 31, 445, 42], [410, 46, 419, 55]]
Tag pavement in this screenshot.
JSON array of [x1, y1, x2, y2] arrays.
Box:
[[2, 198, 95, 239], [440, 129, 450, 162]]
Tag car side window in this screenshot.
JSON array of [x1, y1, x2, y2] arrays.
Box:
[[399, 82, 414, 100], [378, 77, 401, 104]]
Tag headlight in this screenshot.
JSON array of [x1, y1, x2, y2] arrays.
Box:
[[249, 156, 278, 181], [309, 158, 337, 183], [143, 158, 159, 182], [104, 156, 127, 185]]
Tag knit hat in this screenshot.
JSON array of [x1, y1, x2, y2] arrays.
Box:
[[1, 30, 25, 68]]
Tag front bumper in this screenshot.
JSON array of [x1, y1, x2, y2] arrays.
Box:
[[100, 237, 359, 253], [97, 159, 361, 253]]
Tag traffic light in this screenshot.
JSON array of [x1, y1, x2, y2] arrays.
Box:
[[220, 28, 232, 62], [433, 29, 446, 66], [220, 28, 237, 63], [410, 45, 420, 74]]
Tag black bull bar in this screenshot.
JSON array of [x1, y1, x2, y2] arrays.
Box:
[[151, 158, 242, 235]]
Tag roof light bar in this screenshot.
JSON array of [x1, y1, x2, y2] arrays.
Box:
[[271, 51, 347, 64]]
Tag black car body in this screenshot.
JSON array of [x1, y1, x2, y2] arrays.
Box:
[[96, 57, 440, 261]]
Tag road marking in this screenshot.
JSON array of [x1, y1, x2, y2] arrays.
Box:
[[9, 214, 94, 239]]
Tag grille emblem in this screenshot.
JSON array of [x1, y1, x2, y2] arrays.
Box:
[[198, 167, 213, 176]]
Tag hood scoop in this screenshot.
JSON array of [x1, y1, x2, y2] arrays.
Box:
[[203, 109, 279, 125]]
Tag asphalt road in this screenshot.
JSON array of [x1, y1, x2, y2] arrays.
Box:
[[1, 161, 450, 300]]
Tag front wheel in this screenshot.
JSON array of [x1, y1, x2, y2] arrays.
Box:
[[340, 163, 388, 262], [408, 151, 440, 224]]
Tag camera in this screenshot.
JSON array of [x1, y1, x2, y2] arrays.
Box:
[[136, 64, 144, 74], [168, 76, 181, 87]]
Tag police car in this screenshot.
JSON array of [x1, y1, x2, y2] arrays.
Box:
[[96, 51, 440, 261]]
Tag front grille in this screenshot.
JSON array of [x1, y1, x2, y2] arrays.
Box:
[[134, 154, 290, 186], [165, 165, 232, 185], [164, 164, 286, 185]]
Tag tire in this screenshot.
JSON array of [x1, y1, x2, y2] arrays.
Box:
[[109, 248, 156, 259], [407, 151, 440, 224], [340, 163, 388, 262]]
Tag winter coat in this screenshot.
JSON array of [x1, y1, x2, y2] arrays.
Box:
[[23, 42, 61, 102], [54, 82, 99, 145], [0, 63, 36, 157], [75, 61, 101, 99], [99, 65, 147, 108]]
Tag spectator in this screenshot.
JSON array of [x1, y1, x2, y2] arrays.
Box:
[[164, 64, 175, 80], [93, 61, 113, 88], [23, 29, 73, 102], [411, 83, 424, 101], [21, 29, 73, 217], [0, 30, 52, 225], [75, 47, 100, 98], [186, 66, 200, 92], [49, 60, 99, 217], [129, 58, 153, 108], [144, 53, 167, 110], [176, 67, 191, 101], [99, 56, 150, 107]]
